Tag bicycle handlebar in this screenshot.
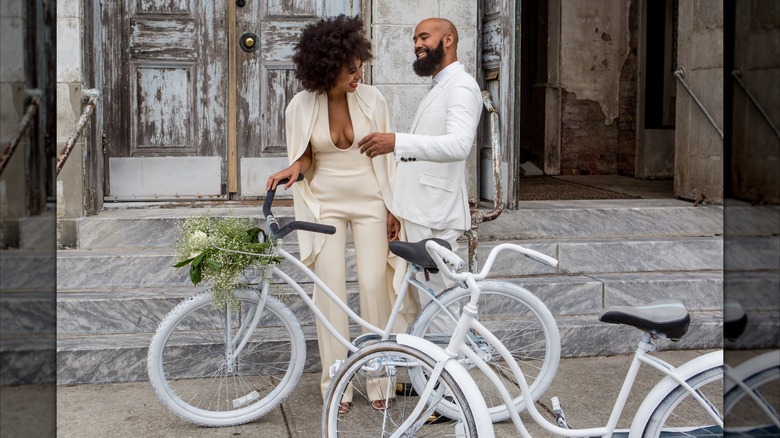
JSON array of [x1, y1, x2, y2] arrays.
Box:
[[426, 240, 559, 282], [263, 175, 336, 239]]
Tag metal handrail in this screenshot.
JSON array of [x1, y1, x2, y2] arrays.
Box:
[[0, 89, 42, 177], [465, 91, 504, 272], [56, 89, 100, 175], [732, 68, 780, 141], [673, 67, 724, 139]]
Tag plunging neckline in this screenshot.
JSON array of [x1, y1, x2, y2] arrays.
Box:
[[323, 93, 355, 150]]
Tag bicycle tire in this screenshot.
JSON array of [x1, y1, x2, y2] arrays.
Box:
[[322, 341, 479, 437], [724, 355, 780, 434], [409, 280, 561, 422], [640, 364, 724, 437], [147, 287, 306, 426]]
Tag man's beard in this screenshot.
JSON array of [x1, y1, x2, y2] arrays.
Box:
[[412, 40, 445, 77]]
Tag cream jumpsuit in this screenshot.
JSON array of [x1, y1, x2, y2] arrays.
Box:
[[308, 93, 393, 402]]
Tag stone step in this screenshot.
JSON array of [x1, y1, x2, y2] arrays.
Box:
[[0, 249, 56, 291], [0, 334, 56, 385], [74, 200, 722, 250], [56, 236, 723, 290], [56, 272, 721, 336], [75, 206, 293, 250], [55, 310, 722, 385], [474, 199, 722, 240]]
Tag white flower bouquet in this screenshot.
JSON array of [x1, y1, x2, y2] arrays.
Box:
[[173, 215, 280, 309]]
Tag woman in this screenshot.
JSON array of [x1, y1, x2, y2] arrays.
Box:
[[266, 15, 400, 413]]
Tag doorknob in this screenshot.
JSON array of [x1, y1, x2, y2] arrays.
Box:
[[236, 0, 246, 7], [239, 32, 259, 52]]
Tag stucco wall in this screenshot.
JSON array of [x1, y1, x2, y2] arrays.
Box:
[[0, 0, 29, 221], [560, 0, 631, 125], [56, 0, 86, 247], [730, 1, 779, 203], [558, 0, 638, 176], [371, 0, 479, 197]]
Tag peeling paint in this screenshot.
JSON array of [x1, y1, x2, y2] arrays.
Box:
[[560, 0, 631, 124]]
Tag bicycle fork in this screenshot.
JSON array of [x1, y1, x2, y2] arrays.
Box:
[[224, 285, 269, 372]]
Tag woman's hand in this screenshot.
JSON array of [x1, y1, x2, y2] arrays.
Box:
[[266, 161, 302, 191], [387, 212, 401, 242]]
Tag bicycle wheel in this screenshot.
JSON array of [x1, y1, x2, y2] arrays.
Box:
[[640, 365, 724, 437], [147, 287, 306, 426], [323, 341, 478, 437], [409, 280, 560, 422], [725, 356, 780, 435]]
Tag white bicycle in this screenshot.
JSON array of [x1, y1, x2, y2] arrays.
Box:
[[323, 240, 725, 437], [146, 177, 560, 426]]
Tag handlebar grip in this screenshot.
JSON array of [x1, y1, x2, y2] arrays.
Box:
[[263, 173, 305, 218], [519, 248, 558, 268]]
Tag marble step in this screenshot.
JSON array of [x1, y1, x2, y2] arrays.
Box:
[[477, 199, 722, 241], [56, 236, 723, 290], [0, 334, 56, 385], [56, 272, 722, 336], [55, 311, 722, 385], [0, 249, 56, 291], [723, 201, 779, 237], [0, 207, 55, 250], [75, 200, 722, 250], [75, 206, 292, 250]]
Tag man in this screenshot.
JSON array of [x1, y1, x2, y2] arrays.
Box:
[[358, 18, 483, 310]]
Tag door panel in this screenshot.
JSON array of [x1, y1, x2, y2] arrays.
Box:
[[104, 0, 356, 200], [105, 0, 227, 200], [236, 0, 355, 197]]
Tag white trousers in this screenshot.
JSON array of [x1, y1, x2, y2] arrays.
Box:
[[313, 211, 393, 402], [401, 220, 463, 314]]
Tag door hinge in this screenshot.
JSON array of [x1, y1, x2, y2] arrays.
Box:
[[102, 134, 107, 154]]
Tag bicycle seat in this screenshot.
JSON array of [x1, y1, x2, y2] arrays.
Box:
[[723, 300, 747, 341], [389, 238, 452, 272], [598, 299, 691, 341]]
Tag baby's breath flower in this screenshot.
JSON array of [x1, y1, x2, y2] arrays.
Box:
[[173, 214, 280, 310]]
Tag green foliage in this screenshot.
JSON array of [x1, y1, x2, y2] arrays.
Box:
[[173, 215, 280, 309]]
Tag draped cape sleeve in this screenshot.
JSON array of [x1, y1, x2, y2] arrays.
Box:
[[284, 85, 407, 299]]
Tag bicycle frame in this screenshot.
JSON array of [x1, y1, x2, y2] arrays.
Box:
[[418, 241, 724, 437], [257, 240, 447, 356]]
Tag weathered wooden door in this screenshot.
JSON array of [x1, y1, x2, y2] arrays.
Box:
[[236, 1, 356, 197], [104, 0, 355, 201]]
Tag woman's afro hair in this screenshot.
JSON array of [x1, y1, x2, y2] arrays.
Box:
[[293, 15, 373, 93]]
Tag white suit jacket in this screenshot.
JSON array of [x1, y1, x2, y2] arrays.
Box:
[[392, 62, 483, 231]]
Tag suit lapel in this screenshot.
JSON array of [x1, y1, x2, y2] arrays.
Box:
[[409, 65, 465, 133]]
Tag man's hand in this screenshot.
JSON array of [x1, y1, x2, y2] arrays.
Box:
[[387, 212, 401, 242], [359, 132, 396, 158]]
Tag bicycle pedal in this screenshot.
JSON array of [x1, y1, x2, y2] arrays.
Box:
[[426, 413, 450, 424], [395, 383, 419, 396], [551, 396, 569, 429]]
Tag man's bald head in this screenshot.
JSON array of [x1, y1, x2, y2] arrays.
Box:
[[412, 18, 460, 77], [417, 18, 458, 46]]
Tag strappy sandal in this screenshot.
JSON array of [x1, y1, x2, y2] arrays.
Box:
[[338, 401, 352, 414], [370, 399, 392, 411]]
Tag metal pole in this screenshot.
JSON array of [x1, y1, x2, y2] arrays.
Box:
[[56, 91, 99, 176], [732, 68, 780, 141], [0, 91, 42, 177], [468, 91, 505, 272], [673, 67, 724, 139]]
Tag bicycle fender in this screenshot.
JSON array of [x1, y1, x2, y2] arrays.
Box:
[[396, 333, 495, 438], [724, 350, 780, 393], [628, 350, 723, 436]]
